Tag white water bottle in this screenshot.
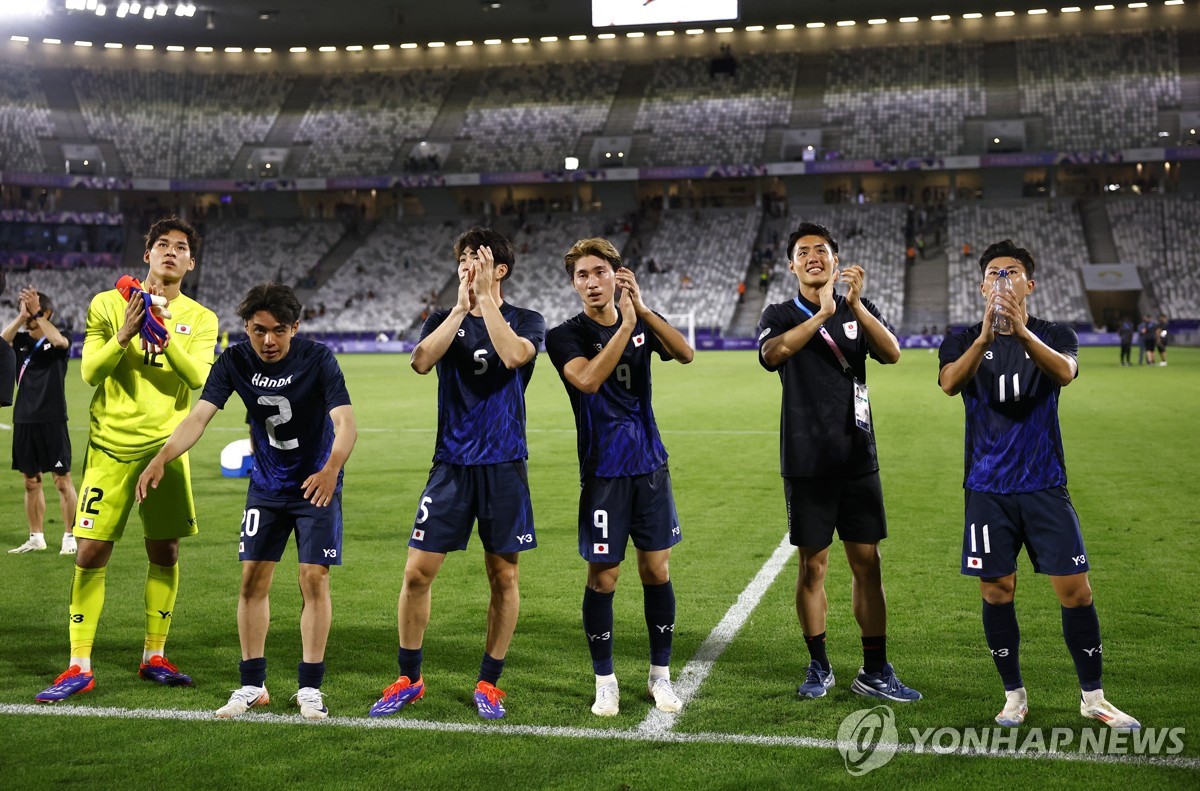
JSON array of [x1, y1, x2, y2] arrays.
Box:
[[992, 269, 1012, 334]]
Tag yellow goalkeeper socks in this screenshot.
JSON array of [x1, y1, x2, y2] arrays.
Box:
[[144, 562, 179, 658], [69, 565, 107, 667]]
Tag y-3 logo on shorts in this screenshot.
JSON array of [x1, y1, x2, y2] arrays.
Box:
[[515, 534, 534, 544], [324, 549, 338, 558], [1072, 554, 1086, 565]]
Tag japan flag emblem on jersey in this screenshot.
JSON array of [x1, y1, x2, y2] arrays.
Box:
[[633, 333, 645, 347], [593, 543, 609, 555], [842, 321, 858, 340], [175, 323, 192, 335], [412, 529, 425, 542], [967, 556, 983, 569]]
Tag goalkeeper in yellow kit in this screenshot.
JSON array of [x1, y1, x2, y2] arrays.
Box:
[[36, 217, 218, 702]]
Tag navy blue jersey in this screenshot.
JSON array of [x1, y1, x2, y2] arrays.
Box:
[[939, 318, 1078, 494], [757, 294, 892, 478], [0, 337, 15, 408], [423, 303, 545, 466], [201, 338, 352, 497], [546, 312, 670, 478]]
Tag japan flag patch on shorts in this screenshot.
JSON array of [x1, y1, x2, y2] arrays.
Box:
[[412, 529, 425, 542], [593, 543, 609, 555], [967, 556, 983, 569], [842, 321, 858, 340], [79, 517, 94, 530]]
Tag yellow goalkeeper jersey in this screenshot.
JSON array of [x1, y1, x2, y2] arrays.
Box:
[[81, 288, 218, 460]]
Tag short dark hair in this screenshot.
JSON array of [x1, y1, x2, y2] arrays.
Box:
[[35, 292, 52, 315], [453, 227, 516, 281], [144, 216, 202, 262], [237, 282, 302, 326], [787, 222, 839, 260], [563, 237, 622, 277], [979, 239, 1036, 278]]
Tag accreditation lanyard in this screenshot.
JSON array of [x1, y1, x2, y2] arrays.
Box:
[[17, 336, 48, 387], [793, 297, 872, 433], [793, 297, 853, 376]]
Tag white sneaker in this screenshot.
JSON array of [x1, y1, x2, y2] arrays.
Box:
[[592, 680, 619, 717], [1081, 690, 1140, 730], [648, 676, 681, 713], [9, 533, 47, 554], [60, 534, 77, 555], [995, 687, 1028, 727], [294, 686, 328, 720], [214, 685, 269, 719]]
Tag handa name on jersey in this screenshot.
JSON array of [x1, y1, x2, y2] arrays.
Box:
[[251, 372, 294, 388]]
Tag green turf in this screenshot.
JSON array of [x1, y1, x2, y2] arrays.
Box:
[[0, 346, 1196, 790]]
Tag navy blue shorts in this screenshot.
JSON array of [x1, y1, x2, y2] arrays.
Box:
[[578, 464, 681, 563], [239, 489, 343, 565], [961, 486, 1089, 578], [409, 461, 536, 555], [784, 472, 888, 550]]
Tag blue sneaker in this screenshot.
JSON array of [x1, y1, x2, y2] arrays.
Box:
[[35, 666, 95, 703], [796, 660, 835, 699], [369, 675, 424, 717], [851, 663, 922, 702], [474, 681, 507, 720], [138, 655, 194, 686]]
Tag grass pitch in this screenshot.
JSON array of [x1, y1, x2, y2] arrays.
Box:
[[0, 346, 1196, 790]]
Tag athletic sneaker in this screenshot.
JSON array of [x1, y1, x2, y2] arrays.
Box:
[[1081, 690, 1140, 730], [9, 533, 47, 554], [592, 680, 619, 717], [995, 687, 1028, 727], [215, 685, 270, 718], [138, 655, 194, 686], [797, 660, 836, 699], [474, 681, 507, 720], [648, 677, 681, 713], [851, 663, 922, 702], [60, 534, 77, 555], [294, 687, 328, 720], [369, 675, 425, 717], [35, 666, 95, 702]]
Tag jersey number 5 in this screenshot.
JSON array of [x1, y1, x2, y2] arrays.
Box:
[[258, 395, 299, 450], [473, 349, 489, 375]]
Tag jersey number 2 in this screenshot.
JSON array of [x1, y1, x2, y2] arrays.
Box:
[[258, 395, 299, 450]]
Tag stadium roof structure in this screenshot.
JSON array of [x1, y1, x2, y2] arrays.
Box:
[[3, 0, 1195, 50]]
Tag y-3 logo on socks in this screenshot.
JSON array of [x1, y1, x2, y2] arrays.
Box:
[[157, 610, 172, 619], [587, 632, 611, 642], [655, 624, 674, 634], [1083, 645, 1103, 657], [990, 648, 1010, 657]]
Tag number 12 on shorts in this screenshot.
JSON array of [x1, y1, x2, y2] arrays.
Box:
[[593, 509, 609, 555]]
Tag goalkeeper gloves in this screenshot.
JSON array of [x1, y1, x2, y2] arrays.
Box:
[[115, 274, 172, 351]]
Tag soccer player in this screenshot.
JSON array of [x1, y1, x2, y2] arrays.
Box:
[[35, 217, 217, 703], [370, 228, 544, 721], [546, 238, 693, 717], [757, 222, 921, 703], [3, 288, 79, 555], [137, 282, 356, 720], [938, 239, 1139, 729], [0, 269, 15, 426]]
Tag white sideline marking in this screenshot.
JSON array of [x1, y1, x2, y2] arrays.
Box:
[[638, 533, 795, 735], [2, 703, 1196, 769]]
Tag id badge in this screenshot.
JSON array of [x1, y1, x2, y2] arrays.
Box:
[[853, 379, 871, 432]]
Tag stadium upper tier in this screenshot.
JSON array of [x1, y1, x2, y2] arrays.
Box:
[[1106, 197, 1200, 321], [0, 28, 1188, 178]]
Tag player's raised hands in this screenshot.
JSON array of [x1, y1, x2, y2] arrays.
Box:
[[456, 257, 475, 313], [839, 265, 866, 306], [302, 466, 339, 508], [614, 267, 646, 315], [618, 281, 636, 327], [472, 245, 498, 298], [17, 287, 36, 318], [818, 267, 840, 316], [117, 288, 147, 346]]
